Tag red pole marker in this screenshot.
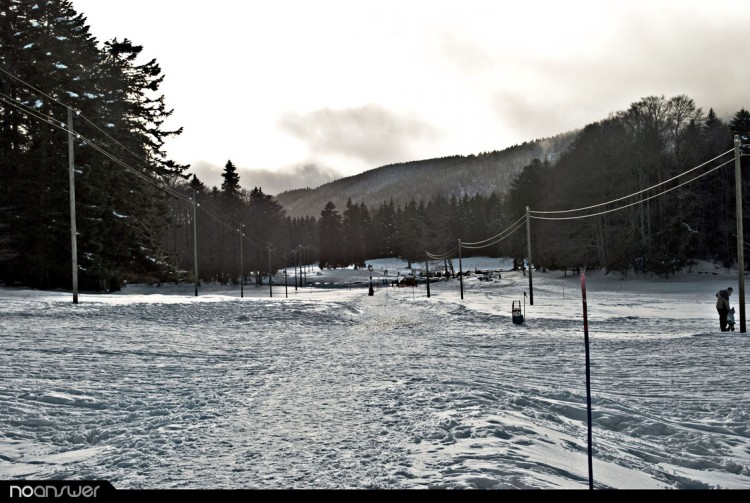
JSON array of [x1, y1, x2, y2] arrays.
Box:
[[581, 272, 594, 489]]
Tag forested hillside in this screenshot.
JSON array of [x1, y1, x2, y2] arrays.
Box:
[[276, 133, 576, 219]]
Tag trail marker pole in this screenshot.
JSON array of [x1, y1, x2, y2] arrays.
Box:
[[581, 272, 594, 490], [458, 239, 464, 300]]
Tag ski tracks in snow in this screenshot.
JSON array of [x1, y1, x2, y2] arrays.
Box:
[[0, 279, 749, 488]]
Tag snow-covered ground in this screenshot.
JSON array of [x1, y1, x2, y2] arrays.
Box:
[[1, 258, 749, 489]]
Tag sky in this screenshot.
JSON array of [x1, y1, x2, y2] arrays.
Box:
[[71, 0, 750, 195]]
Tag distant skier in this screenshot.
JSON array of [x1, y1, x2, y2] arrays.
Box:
[[716, 287, 733, 332]]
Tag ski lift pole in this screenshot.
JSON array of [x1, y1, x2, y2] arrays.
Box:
[[580, 272, 594, 490]]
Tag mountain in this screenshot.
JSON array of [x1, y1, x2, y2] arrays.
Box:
[[276, 132, 577, 218]]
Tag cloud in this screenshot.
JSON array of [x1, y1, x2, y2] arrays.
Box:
[[278, 104, 439, 166], [189, 160, 342, 196], [433, 1, 750, 142], [238, 163, 343, 196]]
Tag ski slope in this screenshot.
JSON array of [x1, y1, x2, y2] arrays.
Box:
[[1, 259, 748, 489]]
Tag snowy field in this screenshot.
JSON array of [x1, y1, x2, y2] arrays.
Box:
[[1, 258, 749, 489]]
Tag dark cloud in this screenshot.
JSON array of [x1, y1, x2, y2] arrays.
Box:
[[437, 3, 750, 140], [189, 160, 342, 196], [278, 104, 439, 166]]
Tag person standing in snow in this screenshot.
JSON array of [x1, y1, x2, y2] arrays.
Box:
[[716, 287, 733, 332]]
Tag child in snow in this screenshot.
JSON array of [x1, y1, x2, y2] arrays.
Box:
[[727, 307, 736, 332], [716, 287, 733, 332]]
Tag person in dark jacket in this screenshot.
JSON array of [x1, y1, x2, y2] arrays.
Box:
[[716, 287, 733, 332]]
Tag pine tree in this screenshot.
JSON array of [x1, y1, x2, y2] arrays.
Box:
[[319, 201, 343, 268], [0, 1, 186, 289], [221, 160, 241, 199]]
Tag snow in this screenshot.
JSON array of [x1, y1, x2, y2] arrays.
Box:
[[0, 258, 748, 489], [55, 63, 68, 70]]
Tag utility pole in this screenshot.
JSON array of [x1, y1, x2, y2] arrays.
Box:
[[735, 135, 746, 332], [526, 206, 534, 306], [192, 190, 199, 297], [268, 242, 272, 298], [238, 226, 244, 298], [285, 268, 288, 298], [67, 107, 78, 304], [426, 260, 431, 298], [458, 239, 464, 300], [294, 245, 302, 292]]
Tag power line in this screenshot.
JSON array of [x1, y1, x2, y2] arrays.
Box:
[[1, 65, 182, 197], [2, 89, 277, 255], [2, 65, 303, 279], [0, 65, 75, 112], [1, 64, 160, 168], [530, 149, 733, 215], [0, 91, 191, 203], [460, 216, 527, 249], [530, 158, 733, 221], [426, 244, 459, 260], [461, 214, 527, 246], [0, 92, 69, 135]]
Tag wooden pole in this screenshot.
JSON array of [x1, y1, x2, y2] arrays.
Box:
[[67, 108, 78, 304], [581, 272, 594, 490]]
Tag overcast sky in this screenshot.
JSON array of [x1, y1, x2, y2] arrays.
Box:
[[72, 0, 750, 194]]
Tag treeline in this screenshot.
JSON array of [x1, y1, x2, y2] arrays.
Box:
[[276, 132, 576, 219], [165, 162, 318, 285], [315, 194, 504, 269], [316, 96, 750, 276], [510, 97, 750, 275], [0, 0, 186, 290]]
